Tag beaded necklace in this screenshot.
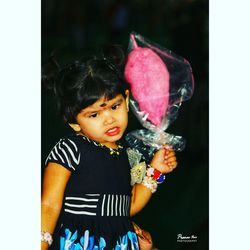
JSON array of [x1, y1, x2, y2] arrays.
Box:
[[78, 134, 124, 157]]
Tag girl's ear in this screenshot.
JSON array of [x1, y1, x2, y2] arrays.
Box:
[[125, 90, 129, 111], [69, 123, 81, 132]]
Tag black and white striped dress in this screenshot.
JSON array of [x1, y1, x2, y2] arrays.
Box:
[[45, 133, 139, 250]]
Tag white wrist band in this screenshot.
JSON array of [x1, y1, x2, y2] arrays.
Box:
[[41, 231, 53, 246]]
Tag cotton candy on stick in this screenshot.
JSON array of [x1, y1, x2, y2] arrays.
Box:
[[124, 34, 170, 127]]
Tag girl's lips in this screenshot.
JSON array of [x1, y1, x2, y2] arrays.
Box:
[[105, 127, 120, 136]]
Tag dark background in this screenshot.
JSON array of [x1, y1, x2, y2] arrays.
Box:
[[42, 0, 208, 249]]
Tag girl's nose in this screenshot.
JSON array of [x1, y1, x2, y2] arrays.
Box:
[[103, 111, 115, 125]]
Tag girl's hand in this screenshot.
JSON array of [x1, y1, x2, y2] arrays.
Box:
[[150, 145, 177, 174]]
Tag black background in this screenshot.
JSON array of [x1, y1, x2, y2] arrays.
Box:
[[42, 0, 208, 249]]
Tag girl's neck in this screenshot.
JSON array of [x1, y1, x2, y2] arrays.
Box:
[[101, 141, 119, 149], [77, 132, 118, 149]]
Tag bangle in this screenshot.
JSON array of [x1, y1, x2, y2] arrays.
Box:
[[142, 176, 158, 193], [41, 231, 53, 246], [146, 166, 165, 184]]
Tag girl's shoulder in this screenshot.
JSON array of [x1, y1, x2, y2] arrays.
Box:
[[62, 133, 92, 148], [45, 133, 84, 172]]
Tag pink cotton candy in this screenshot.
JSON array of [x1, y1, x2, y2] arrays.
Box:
[[124, 38, 170, 127]]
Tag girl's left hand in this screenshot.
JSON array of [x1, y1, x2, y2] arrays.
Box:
[[150, 145, 177, 174]]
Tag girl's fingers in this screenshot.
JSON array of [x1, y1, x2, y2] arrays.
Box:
[[166, 164, 176, 172], [169, 168, 174, 172], [165, 156, 176, 162], [164, 150, 175, 158], [152, 146, 178, 173], [164, 160, 177, 167], [169, 161, 177, 168], [163, 144, 172, 150]]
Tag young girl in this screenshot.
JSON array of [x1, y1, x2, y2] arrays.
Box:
[[41, 58, 177, 250]]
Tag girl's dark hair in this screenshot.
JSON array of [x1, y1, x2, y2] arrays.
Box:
[[47, 58, 129, 123]]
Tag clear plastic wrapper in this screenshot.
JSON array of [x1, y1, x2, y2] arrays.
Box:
[[124, 31, 194, 161]]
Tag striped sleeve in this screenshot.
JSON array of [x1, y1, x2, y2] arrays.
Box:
[[45, 138, 81, 172]]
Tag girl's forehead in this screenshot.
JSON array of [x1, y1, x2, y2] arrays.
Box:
[[97, 96, 109, 107], [78, 93, 125, 115], [90, 94, 122, 108]]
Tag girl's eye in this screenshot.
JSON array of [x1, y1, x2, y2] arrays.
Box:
[[111, 103, 120, 110], [89, 113, 98, 118]]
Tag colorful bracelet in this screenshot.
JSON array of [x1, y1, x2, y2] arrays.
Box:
[[146, 166, 166, 184], [41, 231, 53, 246], [142, 176, 158, 193], [141, 165, 167, 193]]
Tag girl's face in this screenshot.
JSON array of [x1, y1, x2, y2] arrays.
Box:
[[69, 91, 129, 149]]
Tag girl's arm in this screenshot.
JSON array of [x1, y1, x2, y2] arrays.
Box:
[[130, 183, 152, 216], [41, 163, 71, 250], [130, 146, 177, 216]]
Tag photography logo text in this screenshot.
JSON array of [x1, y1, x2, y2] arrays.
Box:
[[177, 233, 198, 243]]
